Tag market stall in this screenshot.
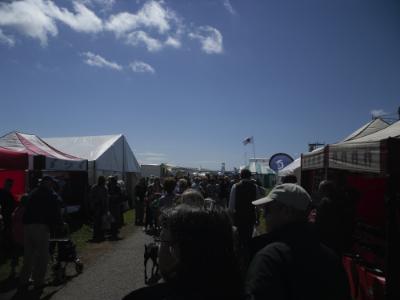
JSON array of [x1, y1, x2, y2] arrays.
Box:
[[301, 121, 400, 300], [44, 134, 140, 198], [0, 132, 88, 205]]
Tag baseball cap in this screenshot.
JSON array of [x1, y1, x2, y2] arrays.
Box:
[[252, 183, 312, 211]]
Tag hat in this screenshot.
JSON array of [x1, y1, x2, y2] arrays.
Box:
[[252, 183, 311, 211]]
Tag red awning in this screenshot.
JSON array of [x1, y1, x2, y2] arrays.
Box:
[[0, 147, 28, 170]]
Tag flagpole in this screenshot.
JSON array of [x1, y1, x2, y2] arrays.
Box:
[[252, 136, 256, 160]]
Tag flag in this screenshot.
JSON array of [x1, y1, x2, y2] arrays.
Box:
[[242, 136, 253, 145]]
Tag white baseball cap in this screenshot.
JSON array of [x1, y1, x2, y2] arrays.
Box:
[[252, 183, 312, 211]]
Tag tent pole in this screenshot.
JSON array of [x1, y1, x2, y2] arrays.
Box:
[[122, 135, 125, 182]]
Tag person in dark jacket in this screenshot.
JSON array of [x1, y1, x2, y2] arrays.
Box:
[[123, 205, 242, 300], [89, 176, 108, 242], [0, 178, 17, 276], [246, 183, 350, 300], [229, 169, 259, 247], [18, 176, 63, 292], [107, 176, 122, 240], [134, 178, 147, 225]]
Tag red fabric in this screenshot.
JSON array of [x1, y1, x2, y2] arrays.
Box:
[[343, 256, 358, 299], [0, 147, 28, 170], [347, 176, 386, 227], [0, 170, 26, 201], [16, 133, 80, 160], [356, 264, 386, 300]]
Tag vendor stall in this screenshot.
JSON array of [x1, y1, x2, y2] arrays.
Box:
[[44, 134, 140, 198], [301, 121, 400, 300], [0, 132, 88, 205]]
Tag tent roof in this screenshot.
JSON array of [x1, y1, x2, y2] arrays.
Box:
[[278, 157, 301, 176], [342, 120, 400, 144], [0, 132, 82, 161], [342, 118, 389, 142], [44, 134, 122, 161], [44, 134, 140, 173]]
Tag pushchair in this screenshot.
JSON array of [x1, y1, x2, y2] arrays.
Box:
[[49, 223, 84, 284]]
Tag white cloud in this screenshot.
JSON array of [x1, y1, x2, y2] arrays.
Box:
[[105, 0, 178, 36], [189, 26, 223, 54], [129, 60, 155, 74], [165, 36, 181, 48], [223, 0, 236, 15], [0, 0, 58, 46], [0, 0, 102, 46], [371, 109, 387, 118], [82, 52, 122, 70], [45, 1, 103, 33], [80, 0, 115, 11], [125, 31, 163, 52], [0, 0, 224, 56], [0, 29, 15, 47]]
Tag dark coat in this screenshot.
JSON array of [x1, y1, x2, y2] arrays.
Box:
[[23, 186, 63, 228], [246, 222, 351, 300]]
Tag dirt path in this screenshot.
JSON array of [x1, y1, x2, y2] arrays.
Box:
[[1, 223, 153, 300]]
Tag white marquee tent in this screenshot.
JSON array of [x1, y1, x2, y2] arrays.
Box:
[[44, 134, 141, 190], [341, 118, 389, 142], [278, 157, 301, 182]]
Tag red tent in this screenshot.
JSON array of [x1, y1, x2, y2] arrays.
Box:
[[0, 132, 86, 171], [0, 147, 28, 170]]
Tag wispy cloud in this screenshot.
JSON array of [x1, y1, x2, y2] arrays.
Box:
[[129, 60, 155, 74], [0, 0, 102, 46], [165, 36, 181, 48], [0, 29, 15, 47], [105, 0, 178, 36], [125, 30, 163, 52], [81, 52, 122, 70], [0, 0, 223, 55], [137, 152, 167, 164], [223, 0, 236, 15], [189, 26, 223, 54], [80, 0, 116, 11], [371, 109, 387, 118]]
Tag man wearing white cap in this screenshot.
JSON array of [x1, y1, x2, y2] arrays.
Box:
[[245, 183, 350, 300]]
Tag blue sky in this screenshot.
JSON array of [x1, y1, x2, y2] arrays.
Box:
[[0, 0, 399, 170]]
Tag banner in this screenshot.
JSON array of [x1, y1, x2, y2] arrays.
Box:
[[269, 153, 294, 172]]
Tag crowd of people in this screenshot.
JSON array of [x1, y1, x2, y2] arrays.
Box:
[[89, 175, 128, 242], [0, 168, 358, 300], [124, 169, 356, 300]]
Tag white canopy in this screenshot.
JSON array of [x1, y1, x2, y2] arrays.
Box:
[[44, 134, 140, 174], [302, 120, 400, 174], [0, 132, 86, 171], [342, 120, 400, 144], [278, 157, 301, 176], [342, 118, 389, 142]]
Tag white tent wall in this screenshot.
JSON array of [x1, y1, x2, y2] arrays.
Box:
[[45, 134, 141, 199], [278, 158, 301, 183]]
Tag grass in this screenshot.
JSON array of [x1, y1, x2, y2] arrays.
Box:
[[0, 209, 136, 282]]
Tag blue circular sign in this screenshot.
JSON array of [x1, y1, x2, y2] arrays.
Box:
[[269, 153, 294, 172]]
